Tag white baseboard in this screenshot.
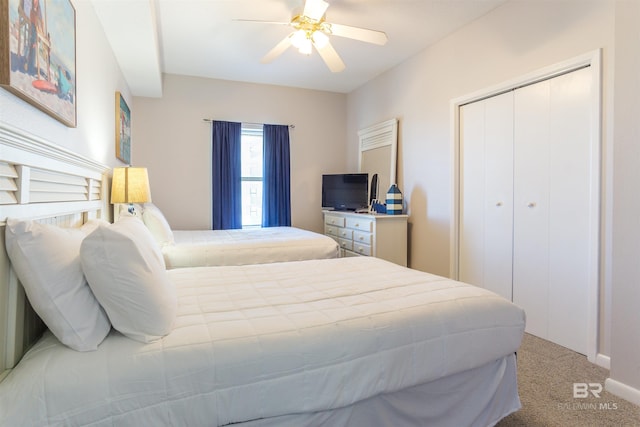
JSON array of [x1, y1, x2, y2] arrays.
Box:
[[595, 353, 610, 369], [605, 377, 640, 405]]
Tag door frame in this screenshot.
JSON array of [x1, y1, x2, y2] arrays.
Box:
[[449, 49, 602, 364]]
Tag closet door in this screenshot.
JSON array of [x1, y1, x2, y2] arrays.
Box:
[[459, 92, 514, 300], [512, 67, 592, 354]]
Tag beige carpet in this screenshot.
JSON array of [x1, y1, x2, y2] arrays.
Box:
[[496, 333, 640, 427]]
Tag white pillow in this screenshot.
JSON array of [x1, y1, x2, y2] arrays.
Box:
[[4, 218, 111, 351], [142, 203, 174, 246], [80, 216, 177, 343]]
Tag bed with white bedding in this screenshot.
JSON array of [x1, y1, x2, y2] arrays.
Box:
[[0, 255, 525, 426], [134, 203, 340, 268], [165, 226, 339, 268]]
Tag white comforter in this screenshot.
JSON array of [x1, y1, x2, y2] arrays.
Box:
[[0, 257, 525, 426], [163, 226, 339, 268]]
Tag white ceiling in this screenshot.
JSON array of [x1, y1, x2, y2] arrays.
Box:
[[91, 0, 508, 97]]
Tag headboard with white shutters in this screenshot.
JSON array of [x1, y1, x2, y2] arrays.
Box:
[[0, 122, 110, 382]]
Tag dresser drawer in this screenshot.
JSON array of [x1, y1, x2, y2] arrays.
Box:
[[325, 215, 346, 227], [353, 230, 372, 246], [338, 238, 353, 251], [338, 228, 353, 239], [325, 225, 339, 237], [352, 243, 372, 256], [345, 217, 373, 232]]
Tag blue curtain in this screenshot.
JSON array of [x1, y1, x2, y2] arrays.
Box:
[[211, 121, 242, 229], [262, 124, 291, 227]]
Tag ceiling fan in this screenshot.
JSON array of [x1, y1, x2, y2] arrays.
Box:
[[240, 0, 387, 72]]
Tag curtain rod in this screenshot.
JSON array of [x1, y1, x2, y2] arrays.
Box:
[[202, 118, 295, 129]]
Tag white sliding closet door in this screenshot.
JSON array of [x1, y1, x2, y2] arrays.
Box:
[[513, 67, 592, 354], [459, 92, 514, 300], [512, 80, 551, 343], [458, 66, 593, 355]]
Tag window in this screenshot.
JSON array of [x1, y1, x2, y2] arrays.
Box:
[[211, 120, 289, 230], [240, 124, 263, 228]]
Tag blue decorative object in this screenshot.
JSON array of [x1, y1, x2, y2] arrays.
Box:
[[385, 184, 403, 215], [371, 200, 387, 214]]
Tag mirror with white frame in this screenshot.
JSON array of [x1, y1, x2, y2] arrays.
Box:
[[358, 118, 398, 205]]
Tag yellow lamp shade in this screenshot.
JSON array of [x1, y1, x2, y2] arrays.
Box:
[[111, 167, 152, 204]]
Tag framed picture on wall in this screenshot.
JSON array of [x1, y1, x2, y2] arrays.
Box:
[[1, 0, 77, 127], [115, 91, 131, 164]]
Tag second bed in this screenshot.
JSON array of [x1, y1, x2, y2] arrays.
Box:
[[137, 203, 340, 268]]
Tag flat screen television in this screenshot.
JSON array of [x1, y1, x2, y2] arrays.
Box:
[[322, 173, 369, 211]]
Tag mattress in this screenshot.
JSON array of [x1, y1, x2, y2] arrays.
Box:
[[0, 257, 525, 426], [163, 226, 340, 268]]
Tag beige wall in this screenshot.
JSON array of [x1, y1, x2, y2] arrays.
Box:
[[132, 74, 347, 232], [610, 0, 640, 402]]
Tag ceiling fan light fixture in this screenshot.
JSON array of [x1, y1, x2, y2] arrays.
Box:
[[291, 29, 308, 49], [311, 30, 329, 48], [298, 38, 313, 55], [254, 0, 386, 71]]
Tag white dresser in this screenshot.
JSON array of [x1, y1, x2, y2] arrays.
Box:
[[323, 210, 408, 266]]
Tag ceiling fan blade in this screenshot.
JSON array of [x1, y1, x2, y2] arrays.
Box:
[[261, 34, 293, 64], [315, 41, 345, 73], [327, 23, 388, 46], [303, 0, 329, 21]]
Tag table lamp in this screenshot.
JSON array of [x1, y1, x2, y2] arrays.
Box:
[[111, 167, 151, 215]]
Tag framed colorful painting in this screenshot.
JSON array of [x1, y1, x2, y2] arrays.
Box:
[[0, 0, 77, 127], [115, 91, 131, 164]]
